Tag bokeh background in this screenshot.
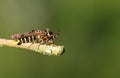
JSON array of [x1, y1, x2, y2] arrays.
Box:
[[0, 0, 120, 78]]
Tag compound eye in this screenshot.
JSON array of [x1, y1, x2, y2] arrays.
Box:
[[47, 31, 53, 36], [32, 30, 35, 32], [49, 31, 53, 35]]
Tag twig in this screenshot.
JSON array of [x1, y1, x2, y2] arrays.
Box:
[[0, 38, 65, 56]]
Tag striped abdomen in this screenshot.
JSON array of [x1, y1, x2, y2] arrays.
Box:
[[16, 35, 37, 45]]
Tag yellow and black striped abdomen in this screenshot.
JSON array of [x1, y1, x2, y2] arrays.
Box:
[[16, 36, 36, 45]]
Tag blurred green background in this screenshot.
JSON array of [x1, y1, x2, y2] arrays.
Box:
[[0, 0, 120, 78]]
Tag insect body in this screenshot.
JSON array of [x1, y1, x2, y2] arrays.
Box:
[[11, 29, 59, 45]]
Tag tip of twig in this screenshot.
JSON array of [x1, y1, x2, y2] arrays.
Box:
[[0, 38, 65, 56]]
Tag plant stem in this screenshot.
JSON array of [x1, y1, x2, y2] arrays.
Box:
[[0, 38, 65, 56]]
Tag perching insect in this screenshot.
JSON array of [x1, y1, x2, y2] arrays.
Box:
[[11, 29, 59, 46]]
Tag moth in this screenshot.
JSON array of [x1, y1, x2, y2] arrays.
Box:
[[11, 29, 59, 45]]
